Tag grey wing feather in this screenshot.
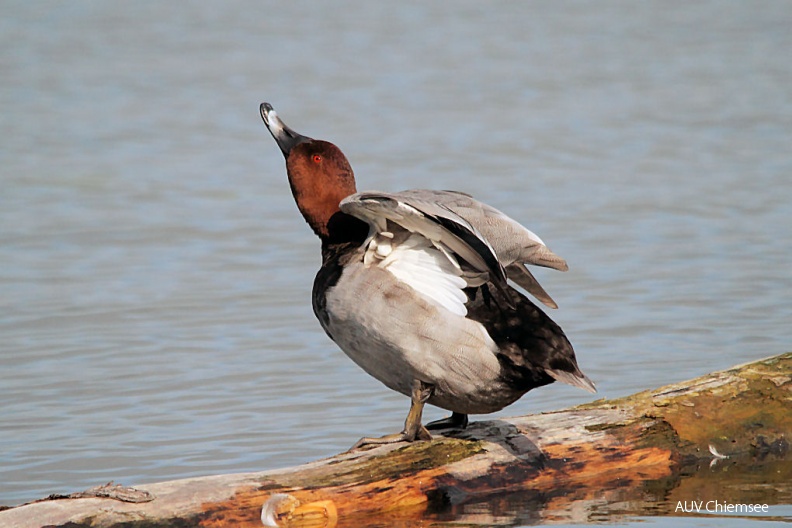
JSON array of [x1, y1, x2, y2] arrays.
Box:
[[391, 189, 569, 308], [506, 264, 559, 310], [339, 191, 508, 287]]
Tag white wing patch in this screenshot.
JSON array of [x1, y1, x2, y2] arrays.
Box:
[[365, 232, 469, 316]]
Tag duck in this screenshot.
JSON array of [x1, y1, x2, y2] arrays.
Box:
[[259, 102, 595, 448]]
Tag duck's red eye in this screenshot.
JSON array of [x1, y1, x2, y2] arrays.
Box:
[[312, 154, 322, 163]]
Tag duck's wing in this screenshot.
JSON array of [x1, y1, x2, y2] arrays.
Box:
[[503, 264, 560, 310], [339, 191, 510, 309], [392, 190, 567, 308]]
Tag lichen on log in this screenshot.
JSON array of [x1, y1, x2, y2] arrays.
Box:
[[1, 353, 789, 528]]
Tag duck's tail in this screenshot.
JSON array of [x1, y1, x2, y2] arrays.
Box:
[[548, 368, 597, 393]]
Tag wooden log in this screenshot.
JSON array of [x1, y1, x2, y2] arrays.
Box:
[[2, 353, 790, 528]]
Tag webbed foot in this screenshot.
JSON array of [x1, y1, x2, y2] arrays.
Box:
[[350, 425, 432, 451], [349, 379, 434, 451], [426, 412, 469, 431]]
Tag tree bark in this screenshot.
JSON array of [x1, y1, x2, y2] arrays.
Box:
[[2, 353, 790, 528]]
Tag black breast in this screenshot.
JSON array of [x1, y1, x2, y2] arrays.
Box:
[[312, 211, 368, 330]]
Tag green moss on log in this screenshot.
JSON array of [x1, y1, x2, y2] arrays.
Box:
[[269, 437, 486, 489]]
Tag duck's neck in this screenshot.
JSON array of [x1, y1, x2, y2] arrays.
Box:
[[290, 183, 368, 249], [288, 179, 350, 239]]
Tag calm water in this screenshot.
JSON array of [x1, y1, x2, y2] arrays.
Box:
[[1, 1, 791, 523]]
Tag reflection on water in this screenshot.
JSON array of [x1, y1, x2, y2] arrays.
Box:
[[1, 1, 791, 522], [422, 456, 792, 526]]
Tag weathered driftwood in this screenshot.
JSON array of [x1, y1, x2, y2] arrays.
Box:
[[2, 353, 790, 528]]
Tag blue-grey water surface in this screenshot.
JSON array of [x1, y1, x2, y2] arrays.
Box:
[[1, 1, 791, 524]]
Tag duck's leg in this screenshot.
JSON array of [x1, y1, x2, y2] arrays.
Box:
[[350, 379, 433, 450], [426, 412, 468, 431]]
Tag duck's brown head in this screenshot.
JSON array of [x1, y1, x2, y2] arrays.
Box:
[[260, 103, 359, 241]]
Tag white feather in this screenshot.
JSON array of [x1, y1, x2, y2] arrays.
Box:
[[378, 234, 468, 316], [708, 444, 729, 459], [340, 193, 503, 282]]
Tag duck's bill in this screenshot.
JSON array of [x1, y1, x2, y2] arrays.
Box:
[[260, 102, 312, 157]]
